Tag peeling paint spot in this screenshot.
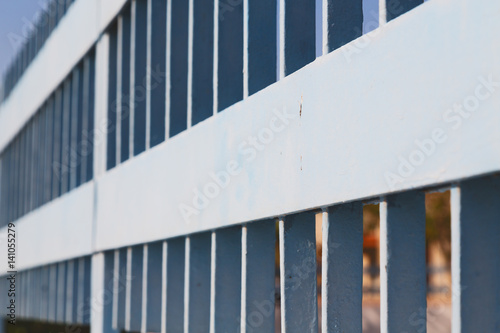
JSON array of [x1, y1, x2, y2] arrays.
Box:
[[300, 155, 303, 171], [299, 95, 303, 117]]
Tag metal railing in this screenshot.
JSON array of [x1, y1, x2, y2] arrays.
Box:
[[1, 0, 500, 332]]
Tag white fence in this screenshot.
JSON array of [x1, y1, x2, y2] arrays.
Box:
[[1, 0, 500, 332]]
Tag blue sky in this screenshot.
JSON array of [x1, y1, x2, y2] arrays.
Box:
[[0, 0, 49, 76]]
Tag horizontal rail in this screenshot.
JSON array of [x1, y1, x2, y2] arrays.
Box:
[[1, 0, 499, 274], [0, 0, 129, 155], [0, 182, 94, 273]]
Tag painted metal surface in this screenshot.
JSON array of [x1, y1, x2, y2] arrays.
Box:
[[322, 202, 363, 332], [91, 0, 500, 252], [212, 226, 242, 332], [144, 241, 163, 331], [279, 212, 318, 333], [0, 0, 499, 332], [241, 220, 276, 333], [166, 237, 185, 332], [451, 176, 500, 332], [380, 191, 426, 332], [0, 181, 93, 274], [0, 0, 499, 268]]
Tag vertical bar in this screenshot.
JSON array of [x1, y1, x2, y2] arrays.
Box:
[[57, 261, 67, 322], [114, 248, 127, 330], [241, 220, 276, 333], [279, 0, 315, 78], [81, 59, 89, 184], [48, 264, 58, 322], [166, 238, 185, 332], [380, 191, 426, 333], [133, 0, 148, 156], [44, 99, 54, 204], [26, 270, 32, 318], [7, 146, 13, 222], [41, 266, 50, 321], [24, 123, 31, 216], [58, 83, 66, 196], [83, 256, 92, 324], [141, 245, 148, 333], [17, 271, 23, 318], [13, 138, 20, 221], [116, 17, 123, 166], [61, 78, 72, 195], [125, 245, 143, 331], [76, 62, 85, 187], [451, 176, 500, 332], [70, 68, 79, 190], [322, 0, 363, 54], [107, 22, 118, 170], [86, 49, 96, 182], [211, 227, 242, 332], [17, 130, 24, 219], [87, 35, 100, 176], [186, 233, 211, 332], [0, 156, 4, 226], [149, 0, 167, 146], [169, 0, 189, 137], [190, 0, 214, 126], [0, 274, 6, 333], [120, 5, 132, 163], [37, 108, 45, 208], [52, 88, 62, 199], [65, 260, 75, 323], [216, 0, 243, 112], [144, 241, 163, 331], [380, 0, 422, 23], [36, 268, 42, 320], [244, 0, 276, 97], [70, 258, 79, 321], [279, 212, 318, 332], [322, 203, 363, 332], [90, 253, 105, 333], [77, 258, 85, 324], [102, 251, 116, 333], [31, 115, 39, 211]]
